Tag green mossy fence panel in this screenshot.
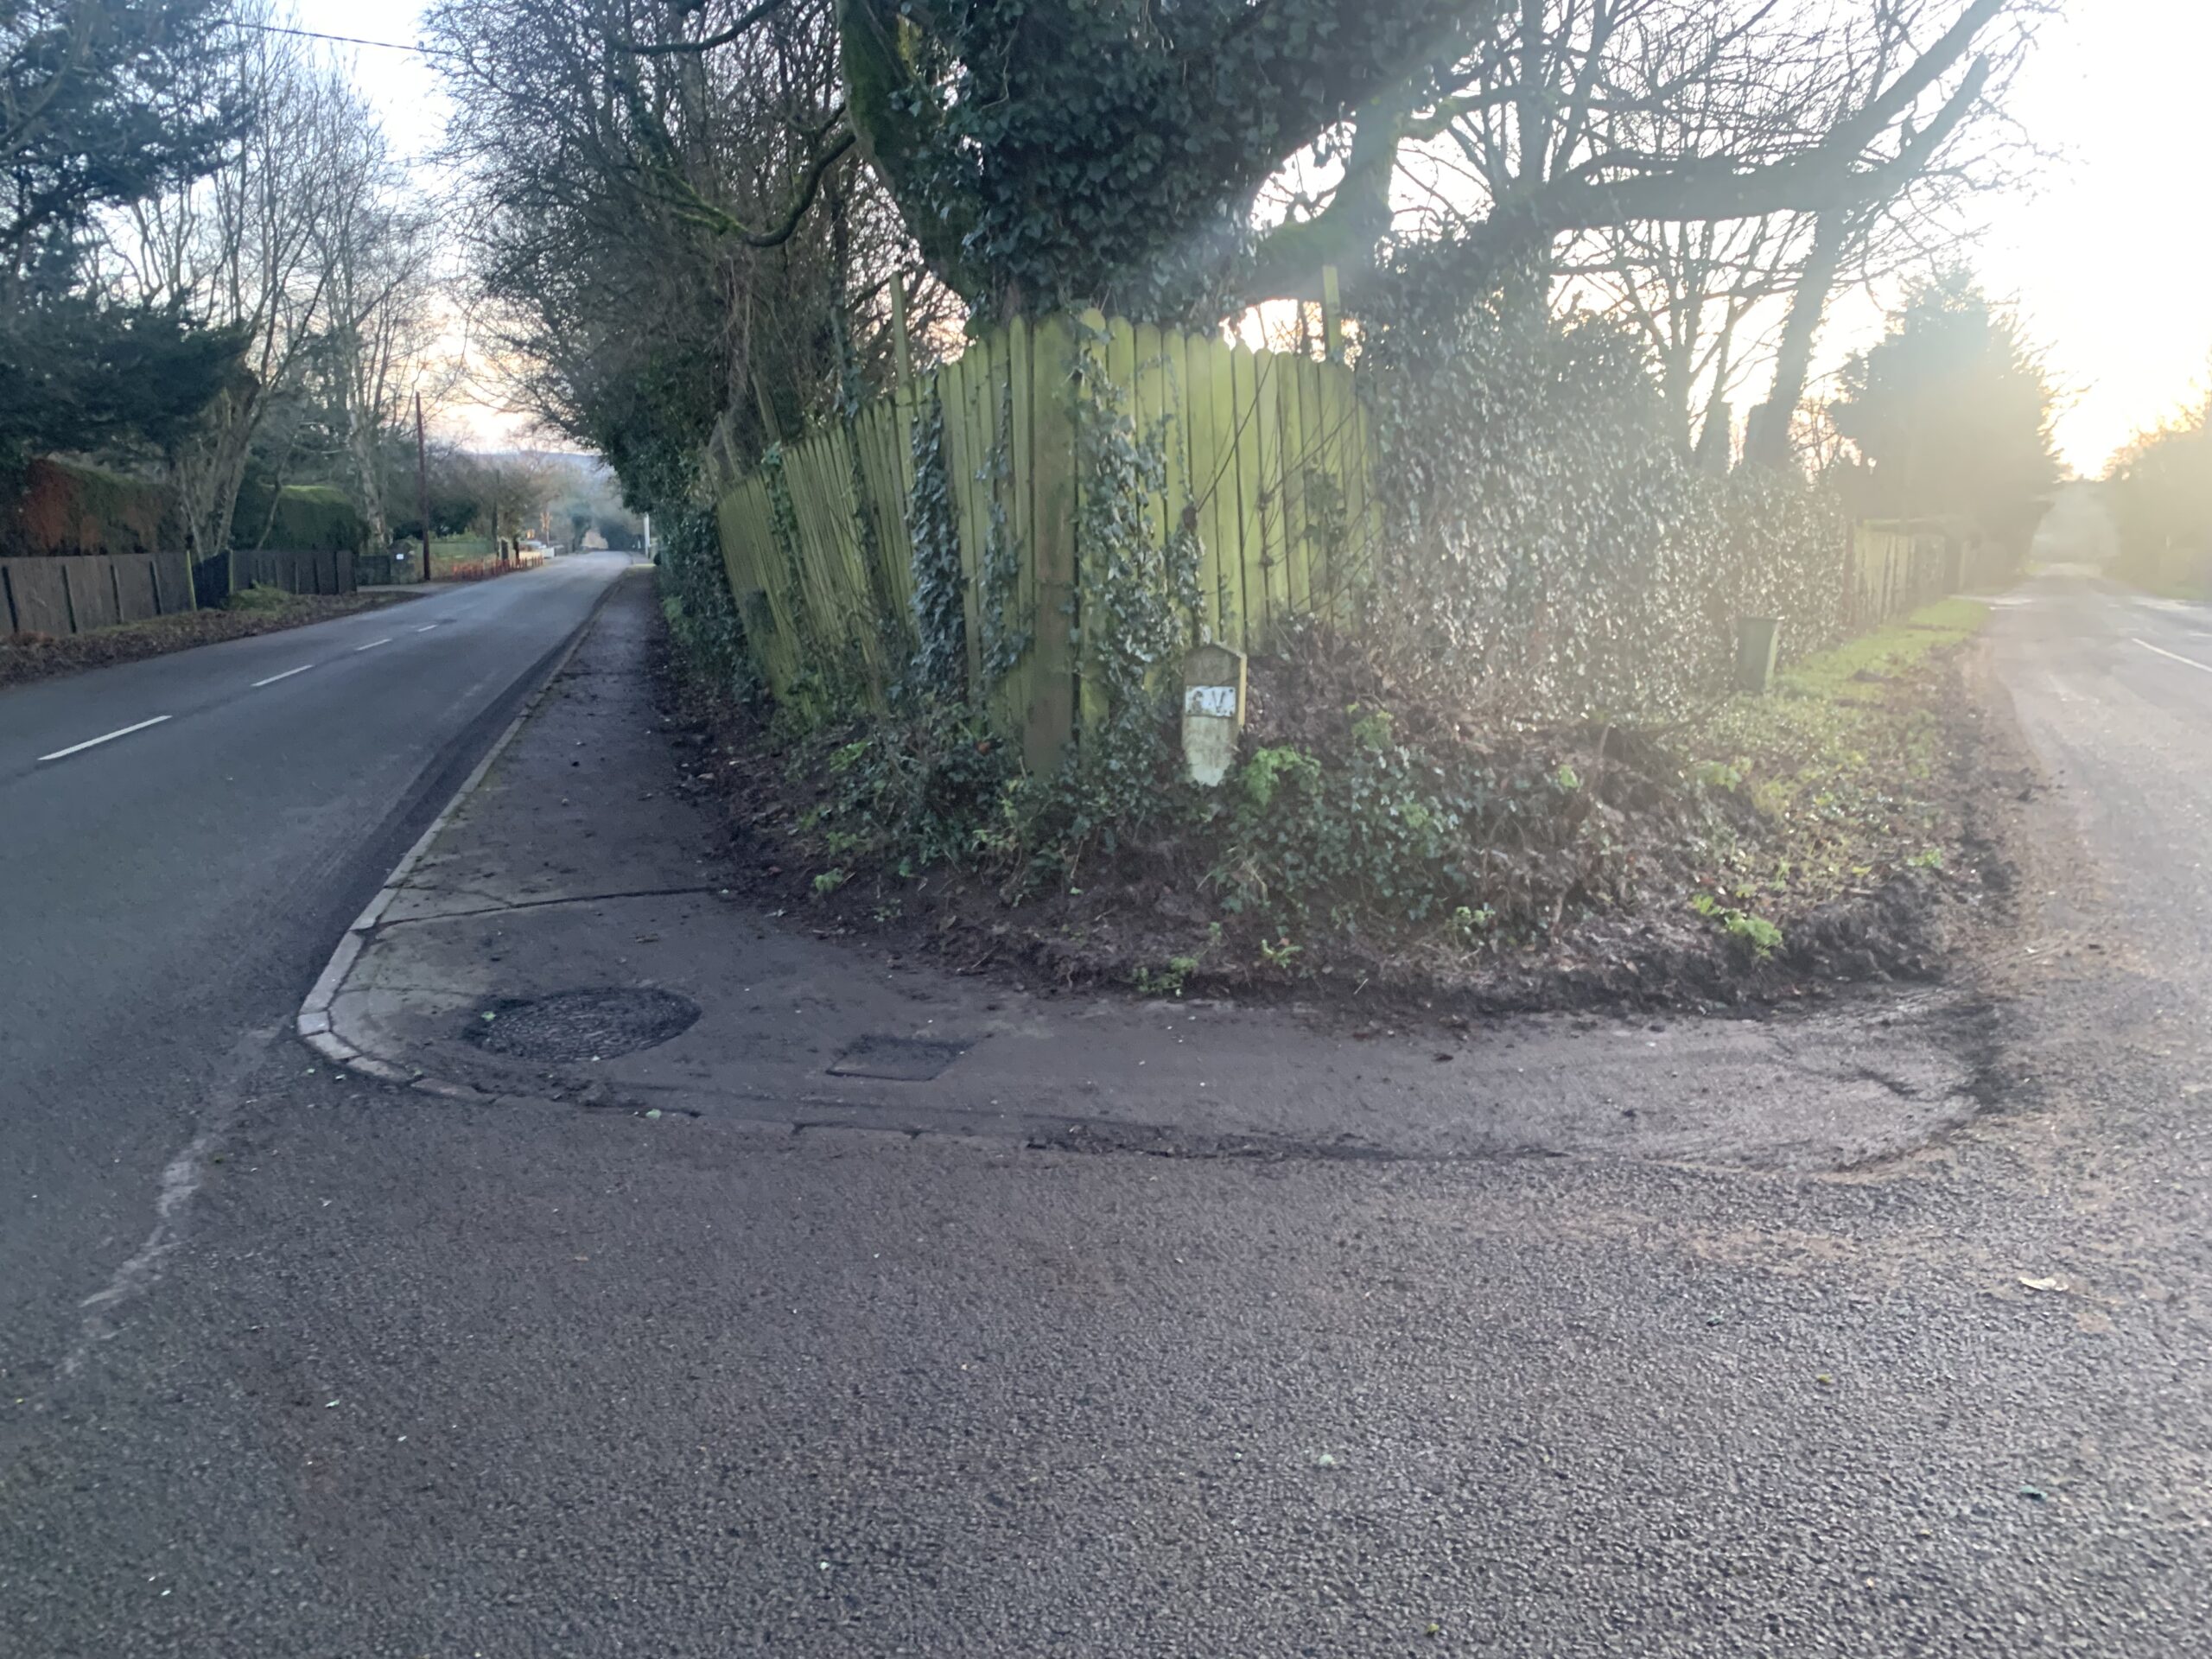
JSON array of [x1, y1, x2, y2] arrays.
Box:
[[936, 346, 978, 688], [1255, 352, 1291, 626], [860, 400, 914, 623], [1130, 321, 1166, 561], [1026, 315, 1081, 772], [1186, 335, 1230, 642], [1280, 355, 1312, 615], [719, 480, 802, 698], [1230, 345, 1267, 652], [999, 315, 1037, 737], [1160, 329, 1193, 601], [1071, 312, 1116, 733]]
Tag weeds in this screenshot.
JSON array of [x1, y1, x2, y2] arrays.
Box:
[[1689, 893, 1784, 961], [226, 582, 302, 613], [1132, 956, 1200, 997]]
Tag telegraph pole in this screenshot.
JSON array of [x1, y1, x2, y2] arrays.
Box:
[[414, 391, 432, 584]]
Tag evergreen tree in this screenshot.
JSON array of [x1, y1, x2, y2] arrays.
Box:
[[0, 0, 250, 471], [1830, 270, 2059, 550]]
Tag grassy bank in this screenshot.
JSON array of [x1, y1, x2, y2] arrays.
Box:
[[1685, 598, 1988, 923]]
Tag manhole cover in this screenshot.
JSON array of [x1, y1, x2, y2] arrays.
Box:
[[826, 1034, 972, 1081], [467, 988, 701, 1063]]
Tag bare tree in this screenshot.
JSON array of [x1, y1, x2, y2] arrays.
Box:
[[1245, 1, 2044, 341], [318, 166, 442, 552], [428, 0, 942, 505], [98, 7, 388, 556]]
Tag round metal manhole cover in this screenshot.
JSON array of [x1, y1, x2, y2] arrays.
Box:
[[466, 988, 702, 1063]]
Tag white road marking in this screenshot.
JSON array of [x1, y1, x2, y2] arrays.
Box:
[[37, 715, 171, 763], [353, 636, 393, 652], [414, 623, 439, 632], [2133, 636, 2212, 677], [251, 664, 315, 687]]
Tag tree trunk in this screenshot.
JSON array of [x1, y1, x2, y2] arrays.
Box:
[[1743, 209, 1847, 470], [168, 381, 262, 564], [345, 391, 388, 550]]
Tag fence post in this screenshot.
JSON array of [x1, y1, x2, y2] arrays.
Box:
[[1024, 314, 1079, 774], [1841, 522, 1860, 631], [889, 276, 916, 394], [1320, 265, 1344, 363]]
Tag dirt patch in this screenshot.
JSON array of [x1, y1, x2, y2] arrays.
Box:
[[652, 613, 2034, 1020], [0, 591, 413, 688]]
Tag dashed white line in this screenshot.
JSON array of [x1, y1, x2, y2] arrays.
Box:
[[353, 637, 394, 652], [2133, 636, 2212, 677], [251, 664, 315, 687], [37, 715, 171, 763], [414, 623, 440, 632]]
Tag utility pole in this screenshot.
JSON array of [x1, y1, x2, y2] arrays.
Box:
[[414, 391, 432, 585]]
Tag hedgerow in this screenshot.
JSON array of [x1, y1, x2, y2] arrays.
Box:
[[1365, 258, 1848, 727]]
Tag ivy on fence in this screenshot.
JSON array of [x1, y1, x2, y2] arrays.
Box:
[[906, 385, 966, 699], [657, 505, 756, 702]]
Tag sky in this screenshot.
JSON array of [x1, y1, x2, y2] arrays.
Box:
[[1909, 0, 2212, 474], [304, 0, 2210, 474]]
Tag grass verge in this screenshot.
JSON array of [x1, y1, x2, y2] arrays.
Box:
[[1684, 599, 1988, 921]]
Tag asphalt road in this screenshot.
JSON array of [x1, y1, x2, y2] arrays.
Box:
[[0, 552, 634, 1381], [5, 565, 2211, 1656]]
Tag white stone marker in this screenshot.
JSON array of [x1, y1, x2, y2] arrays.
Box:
[[1181, 642, 1247, 787]]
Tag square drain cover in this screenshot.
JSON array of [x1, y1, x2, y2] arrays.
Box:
[[827, 1034, 972, 1081]]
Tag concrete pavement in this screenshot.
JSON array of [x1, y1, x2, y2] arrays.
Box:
[[6, 564, 2212, 1655]]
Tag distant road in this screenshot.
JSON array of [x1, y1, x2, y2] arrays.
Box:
[[1989, 569, 2212, 953], [0, 552, 636, 1375]]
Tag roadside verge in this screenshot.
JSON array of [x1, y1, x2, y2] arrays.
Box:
[[297, 569, 2000, 1171], [1, 588, 414, 690]]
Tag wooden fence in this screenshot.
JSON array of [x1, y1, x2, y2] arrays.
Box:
[[708, 308, 1379, 769], [228, 546, 357, 599], [2, 547, 359, 639], [3, 552, 194, 638], [1846, 520, 1964, 628]]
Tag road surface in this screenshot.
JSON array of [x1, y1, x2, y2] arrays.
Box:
[[0, 552, 634, 1379], [3, 563, 2209, 1655]]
